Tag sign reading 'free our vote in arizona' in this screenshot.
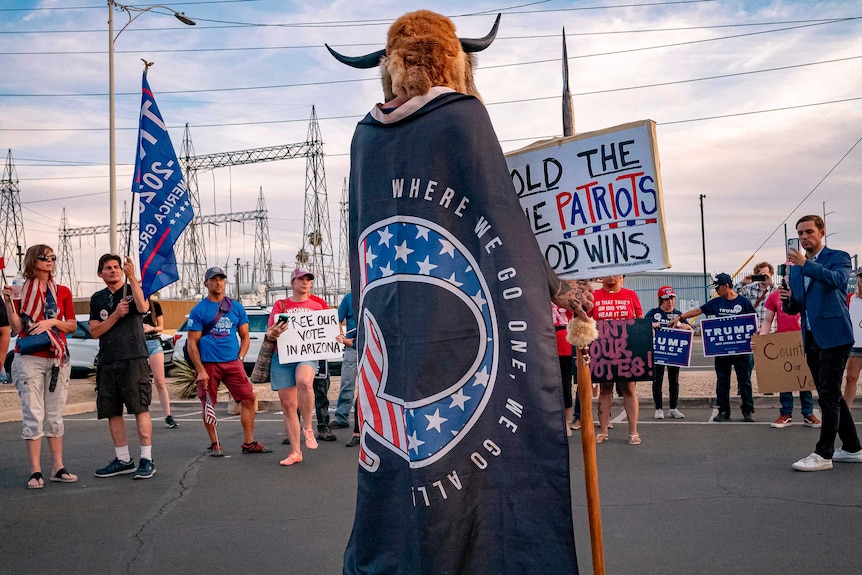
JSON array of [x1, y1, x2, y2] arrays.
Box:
[[276, 309, 344, 364], [505, 120, 670, 279]]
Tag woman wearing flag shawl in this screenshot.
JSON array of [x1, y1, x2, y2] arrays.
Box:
[[2, 245, 78, 489]]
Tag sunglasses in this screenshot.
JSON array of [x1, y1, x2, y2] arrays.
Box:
[[37, 254, 57, 262]]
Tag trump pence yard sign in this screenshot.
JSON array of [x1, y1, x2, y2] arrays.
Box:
[[505, 120, 670, 279]]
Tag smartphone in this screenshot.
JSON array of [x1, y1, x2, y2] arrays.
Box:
[[751, 274, 767, 282], [276, 314, 289, 326], [786, 238, 800, 253], [776, 264, 789, 276]]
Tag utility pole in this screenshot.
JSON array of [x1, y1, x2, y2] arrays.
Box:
[[700, 194, 708, 304], [1, 150, 26, 273]]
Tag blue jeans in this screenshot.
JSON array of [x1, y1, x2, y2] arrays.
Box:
[[779, 391, 814, 416], [333, 347, 358, 426], [714, 354, 753, 416]]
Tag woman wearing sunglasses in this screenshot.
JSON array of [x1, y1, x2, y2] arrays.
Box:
[[2, 245, 78, 489]]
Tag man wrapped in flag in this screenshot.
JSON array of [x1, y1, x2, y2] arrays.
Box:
[[328, 11, 592, 574], [132, 67, 194, 298]]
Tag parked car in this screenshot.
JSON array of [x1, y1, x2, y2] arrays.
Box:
[[4, 314, 174, 379], [173, 305, 341, 376]]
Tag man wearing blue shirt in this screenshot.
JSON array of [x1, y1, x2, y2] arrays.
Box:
[[331, 292, 358, 432], [187, 266, 271, 457]]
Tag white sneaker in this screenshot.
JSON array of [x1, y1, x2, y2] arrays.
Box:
[[668, 408, 685, 419], [654, 409, 664, 419], [833, 448, 862, 463], [792, 453, 833, 472]]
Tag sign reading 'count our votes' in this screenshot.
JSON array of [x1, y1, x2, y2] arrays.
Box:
[[504, 120, 670, 279], [277, 309, 343, 364]]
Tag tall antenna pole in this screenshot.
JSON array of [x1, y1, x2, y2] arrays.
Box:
[[700, 194, 708, 303], [562, 28, 575, 138]]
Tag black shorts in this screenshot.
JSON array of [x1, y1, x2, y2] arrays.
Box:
[[97, 357, 152, 419]]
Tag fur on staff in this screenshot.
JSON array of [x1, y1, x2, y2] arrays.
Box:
[[566, 317, 599, 349]]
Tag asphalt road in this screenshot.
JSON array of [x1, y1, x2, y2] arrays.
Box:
[[2, 403, 861, 575]]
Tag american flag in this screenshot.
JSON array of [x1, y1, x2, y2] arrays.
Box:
[[356, 216, 497, 471], [204, 395, 218, 427]]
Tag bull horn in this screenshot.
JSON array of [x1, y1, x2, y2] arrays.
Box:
[[460, 13, 501, 53], [325, 45, 386, 69]]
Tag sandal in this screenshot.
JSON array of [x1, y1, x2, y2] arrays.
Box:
[[596, 433, 609, 444], [628, 434, 641, 445], [50, 467, 78, 483], [27, 472, 44, 489]]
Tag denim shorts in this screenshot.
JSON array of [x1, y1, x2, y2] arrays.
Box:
[[270, 356, 318, 391], [146, 338, 164, 356], [12, 354, 72, 440]]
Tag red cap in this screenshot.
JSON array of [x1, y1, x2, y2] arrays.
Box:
[[658, 286, 675, 299]]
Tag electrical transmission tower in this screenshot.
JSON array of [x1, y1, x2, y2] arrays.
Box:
[[1, 149, 26, 271], [179, 124, 208, 296], [302, 106, 337, 304], [337, 177, 349, 297], [252, 187, 272, 288], [56, 208, 77, 292]]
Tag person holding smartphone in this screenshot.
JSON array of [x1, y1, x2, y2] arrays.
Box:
[[734, 262, 776, 331]]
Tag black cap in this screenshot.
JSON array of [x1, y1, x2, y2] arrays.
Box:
[[710, 273, 733, 288]]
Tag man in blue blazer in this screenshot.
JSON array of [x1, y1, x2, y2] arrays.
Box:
[[782, 215, 862, 471]]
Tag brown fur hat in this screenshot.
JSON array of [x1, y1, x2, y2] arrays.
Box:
[[381, 10, 479, 101]]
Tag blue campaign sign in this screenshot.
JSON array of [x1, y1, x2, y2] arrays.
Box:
[[653, 327, 692, 367], [701, 314, 758, 357]]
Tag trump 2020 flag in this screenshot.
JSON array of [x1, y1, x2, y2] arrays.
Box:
[[344, 92, 578, 574], [132, 70, 193, 298]]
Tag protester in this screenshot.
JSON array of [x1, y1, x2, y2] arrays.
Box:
[[3, 245, 78, 488], [672, 273, 756, 422], [592, 275, 643, 445], [754, 287, 820, 429], [646, 286, 691, 419], [843, 268, 862, 406], [781, 215, 862, 471], [331, 292, 358, 432], [187, 266, 271, 457], [142, 293, 176, 429], [267, 267, 324, 466], [89, 254, 155, 480], [553, 303, 575, 436], [735, 262, 776, 330]]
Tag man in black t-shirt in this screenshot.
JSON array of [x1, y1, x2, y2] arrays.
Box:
[[672, 273, 757, 422], [89, 254, 156, 480]]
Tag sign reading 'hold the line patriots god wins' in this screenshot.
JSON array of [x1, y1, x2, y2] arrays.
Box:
[[505, 120, 670, 279]]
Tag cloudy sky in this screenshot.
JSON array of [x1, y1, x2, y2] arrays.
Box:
[[2, 0, 861, 295]]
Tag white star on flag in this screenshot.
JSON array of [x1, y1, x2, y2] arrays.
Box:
[[395, 240, 414, 262], [416, 226, 430, 240], [472, 366, 490, 387], [378, 227, 393, 246], [379, 262, 394, 277], [439, 239, 456, 258], [449, 389, 470, 411], [417, 256, 438, 275], [408, 430, 426, 454], [425, 409, 448, 433], [446, 273, 463, 287], [366, 247, 378, 268], [471, 291, 487, 309]]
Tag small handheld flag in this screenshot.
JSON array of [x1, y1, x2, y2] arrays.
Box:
[[132, 70, 194, 298], [204, 395, 218, 427]]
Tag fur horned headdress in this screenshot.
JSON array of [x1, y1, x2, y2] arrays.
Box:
[[326, 10, 500, 102]]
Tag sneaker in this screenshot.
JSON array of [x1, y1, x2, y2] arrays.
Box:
[[281, 436, 291, 445], [668, 408, 685, 419], [330, 421, 350, 429], [94, 458, 136, 478], [743, 413, 755, 423], [164, 415, 178, 429], [792, 452, 833, 472], [304, 428, 318, 450], [771, 414, 792, 428], [133, 458, 156, 480], [654, 409, 664, 419], [346, 436, 360, 447], [279, 451, 303, 466], [713, 412, 730, 422], [803, 414, 822, 428], [569, 419, 581, 430], [832, 447, 862, 463], [317, 426, 337, 442], [241, 441, 273, 454]]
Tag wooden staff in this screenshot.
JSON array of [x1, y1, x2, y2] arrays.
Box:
[[576, 345, 605, 574]]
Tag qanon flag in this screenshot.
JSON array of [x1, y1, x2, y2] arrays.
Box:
[[344, 91, 578, 574], [131, 71, 193, 297]]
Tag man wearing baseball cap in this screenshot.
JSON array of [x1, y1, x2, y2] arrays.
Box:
[[645, 286, 692, 419], [186, 266, 271, 456], [671, 273, 756, 422]]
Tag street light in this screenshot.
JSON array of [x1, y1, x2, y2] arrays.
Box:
[[108, 1, 195, 255]]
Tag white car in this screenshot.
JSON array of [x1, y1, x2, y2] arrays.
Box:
[[173, 305, 340, 376], [4, 314, 174, 379]]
